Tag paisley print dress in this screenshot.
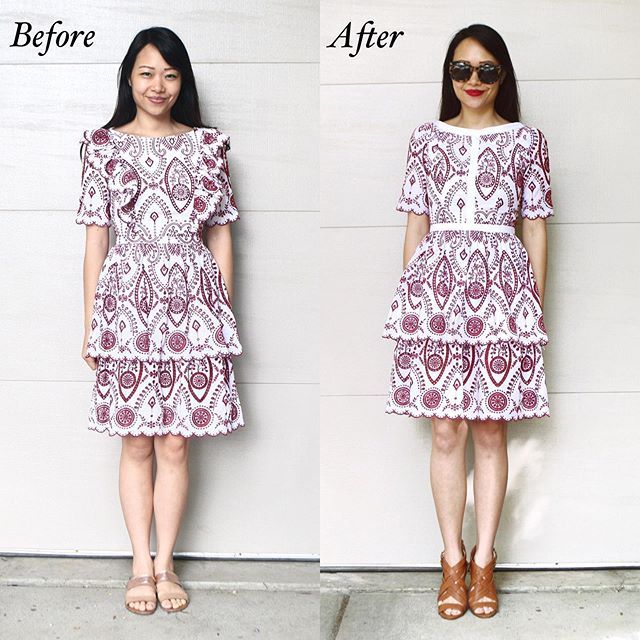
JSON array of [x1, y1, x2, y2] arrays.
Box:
[[383, 120, 554, 421], [75, 126, 243, 437]]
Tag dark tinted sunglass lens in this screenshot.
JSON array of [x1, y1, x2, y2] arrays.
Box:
[[478, 65, 500, 84], [449, 63, 471, 81]]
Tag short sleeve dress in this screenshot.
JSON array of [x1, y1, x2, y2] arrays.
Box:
[[75, 126, 244, 437], [383, 119, 554, 421]]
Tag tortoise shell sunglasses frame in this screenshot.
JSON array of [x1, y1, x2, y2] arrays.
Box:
[[448, 60, 504, 84]]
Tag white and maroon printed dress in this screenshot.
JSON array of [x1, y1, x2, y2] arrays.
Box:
[[75, 126, 243, 437], [383, 119, 554, 421]]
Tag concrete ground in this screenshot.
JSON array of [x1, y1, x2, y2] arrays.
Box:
[[321, 569, 640, 640], [3, 557, 639, 639], [0, 556, 319, 640]]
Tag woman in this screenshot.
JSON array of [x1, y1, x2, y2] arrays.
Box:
[[76, 27, 244, 614], [383, 24, 553, 619]]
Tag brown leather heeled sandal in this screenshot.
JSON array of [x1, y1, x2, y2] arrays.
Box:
[[437, 539, 468, 620], [468, 545, 499, 618]]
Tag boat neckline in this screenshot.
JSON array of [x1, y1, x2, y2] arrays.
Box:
[[108, 126, 198, 139], [435, 120, 523, 134]]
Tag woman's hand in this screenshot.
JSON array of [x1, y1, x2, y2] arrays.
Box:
[[403, 212, 430, 269], [521, 217, 548, 314], [81, 333, 97, 370], [203, 223, 234, 306], [80, 226, 109, 371]]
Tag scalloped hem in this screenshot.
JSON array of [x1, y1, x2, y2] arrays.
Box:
[[521, 210, 554, 220], [381, 331, 548, 348], [396, 206, 428, 216], [75, 217, 111, 227], [203, 213, 240, 227], [85, 347, 243, 361], [385, 406, 550, 422], [88, 420, 245, 438]]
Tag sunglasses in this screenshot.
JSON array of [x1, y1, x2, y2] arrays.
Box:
[[448, 61, 503, 84]]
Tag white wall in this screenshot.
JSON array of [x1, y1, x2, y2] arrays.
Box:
[[0, 1, 319, 557], [3, 0, 639, 569], [320, 1, 640, 567]]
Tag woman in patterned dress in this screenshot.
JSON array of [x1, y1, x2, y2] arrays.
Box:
[[383, 24, 554, 619], [76, 28, 243, 615]]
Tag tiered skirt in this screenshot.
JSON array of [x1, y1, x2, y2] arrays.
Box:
[[383, 227, 550, 421], [84, 240, 244, 437]]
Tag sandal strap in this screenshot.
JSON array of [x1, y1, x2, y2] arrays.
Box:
[[154, 569, 183, 587], [438, 540, 468, 612], [438, 558, 467, 605], [125, 574, 157, 606], [468, 546, 498, 609], [154, 569, 189, 611], [125, 574, 156, 590]]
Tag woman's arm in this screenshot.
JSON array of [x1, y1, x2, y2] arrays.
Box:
[[403, 212, 430, 269], [204, 223, 235, 305], [81, 225, 109, 369], [521, 217, 548, 310]]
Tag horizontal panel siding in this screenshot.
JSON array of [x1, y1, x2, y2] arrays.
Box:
[[321, 81, 637, 227], [320, 224, 640, 395], [1, 0, 318, 63], [3, 64, 318, 212], [321, 393, 640, 566], [320, 0, 640, 84], [0, 3, 318, 557], [320, 2, 640, 567], [0, 381, 318, 555], [0, 210, 318, 384]]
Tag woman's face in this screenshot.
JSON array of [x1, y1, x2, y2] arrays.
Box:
[[128, 44, 182, 118], [449, 37, 503, 112]]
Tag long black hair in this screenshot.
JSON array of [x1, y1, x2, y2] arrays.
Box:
[[102, 26, 212, 131], [439, 24, 520, 123]]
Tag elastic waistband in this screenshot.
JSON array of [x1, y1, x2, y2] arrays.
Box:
[[114, 239, 203, 247], [429, 223, 515, 234]]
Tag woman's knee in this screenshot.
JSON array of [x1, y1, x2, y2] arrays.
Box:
[[469, 420, 507, 450], [121, 434, 154, 460], [431, 418, 466, 454], [153, 434, 189, 464]]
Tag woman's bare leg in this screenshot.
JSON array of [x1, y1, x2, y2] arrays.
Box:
[[430, 417, 469, 616], [119, 434, 155, 612], [468, 418, 508, 614], [152, 434, 190, 610]]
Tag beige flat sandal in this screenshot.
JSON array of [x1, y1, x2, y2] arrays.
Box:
[[154, 569, 190, 613], [124, 575, 157, 615]]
